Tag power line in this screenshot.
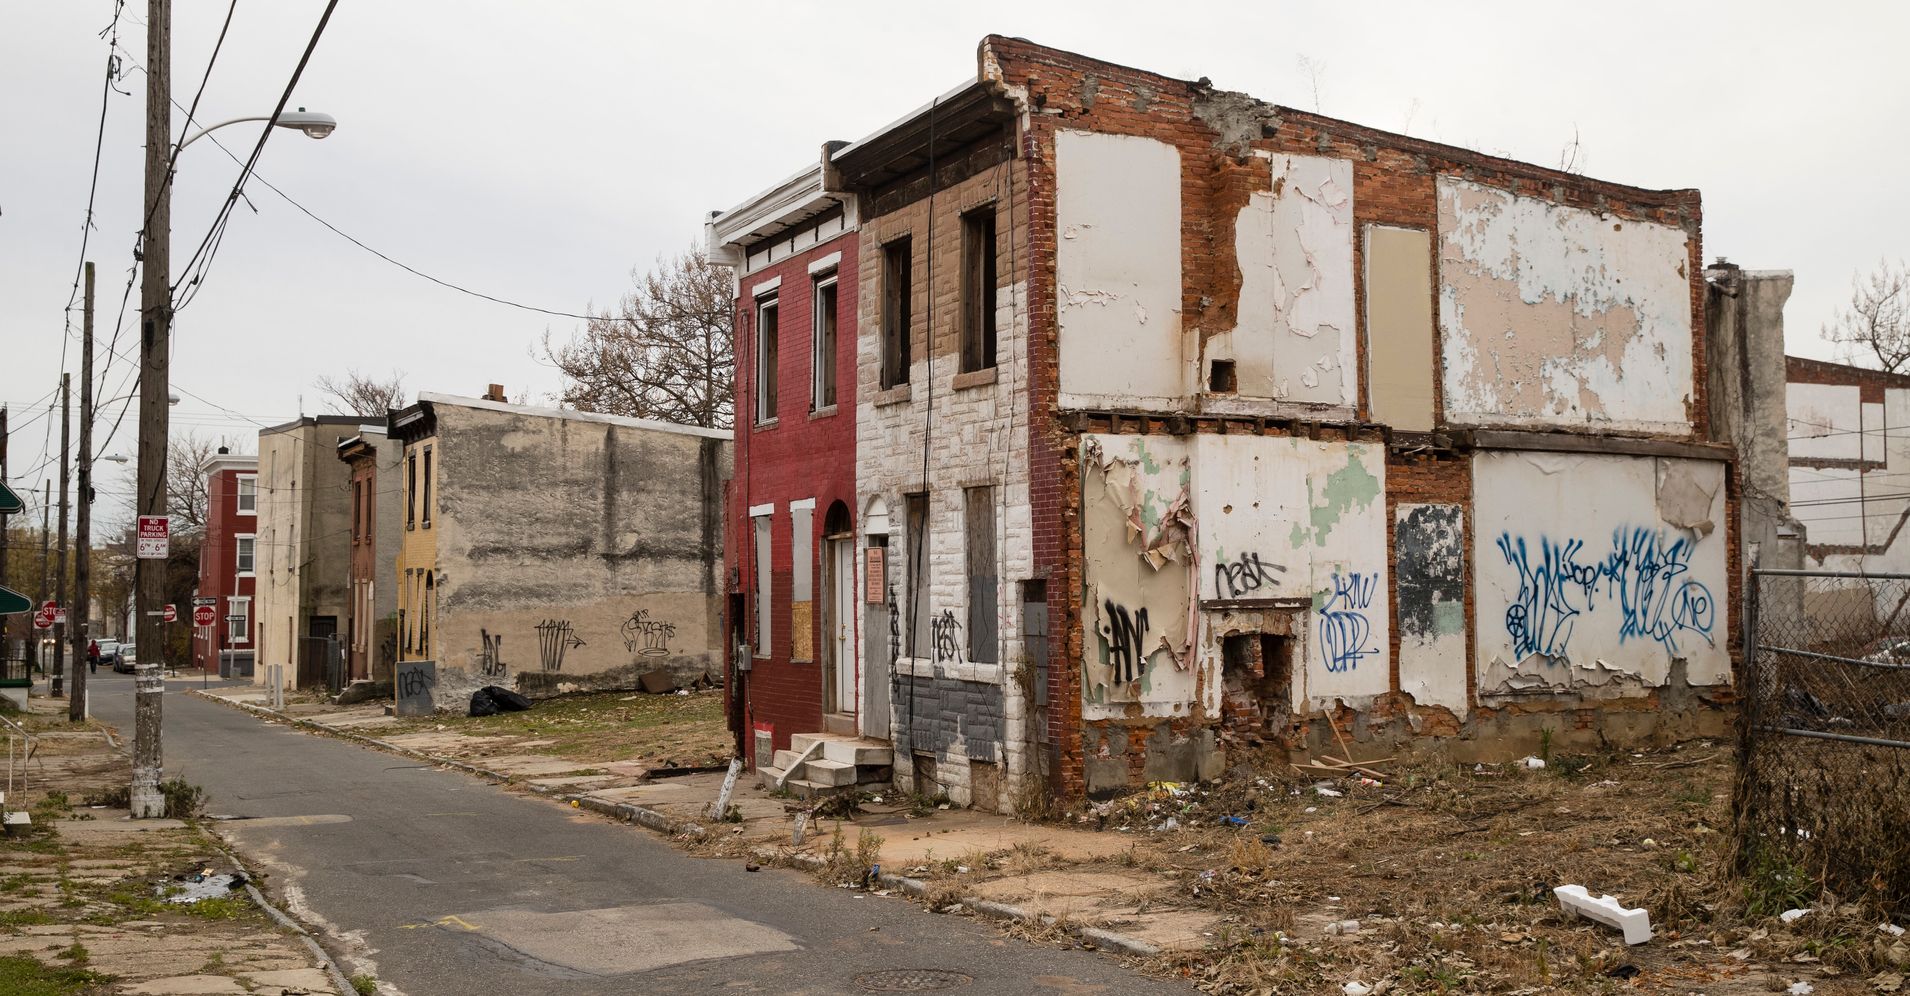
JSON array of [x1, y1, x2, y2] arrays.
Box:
[[171, 0, 340, 313]]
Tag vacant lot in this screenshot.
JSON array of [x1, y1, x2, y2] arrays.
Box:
[[380, 687, 730, 767]]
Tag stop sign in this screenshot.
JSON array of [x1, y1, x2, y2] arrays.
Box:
[[193, 605, 216, 628], [162, 604, 177, 623], [32, 609, 52, 630]]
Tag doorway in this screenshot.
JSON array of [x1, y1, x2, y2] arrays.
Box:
[[822, 501, 856, 723]]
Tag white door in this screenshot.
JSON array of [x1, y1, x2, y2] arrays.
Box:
[[831, 540, 856, 715]]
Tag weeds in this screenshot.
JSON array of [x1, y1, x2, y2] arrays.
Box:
[[350, 974, 378, 996], [160, 779, 205, 819]]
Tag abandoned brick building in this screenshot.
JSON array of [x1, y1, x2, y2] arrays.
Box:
[[711, 36, 1735, 806]]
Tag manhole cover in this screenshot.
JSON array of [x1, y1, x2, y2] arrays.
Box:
[[854, 968, 975, 992]]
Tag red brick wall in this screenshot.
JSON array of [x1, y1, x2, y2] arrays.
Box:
[[725, 230, 860, 766], [194, 468, 256, 671]]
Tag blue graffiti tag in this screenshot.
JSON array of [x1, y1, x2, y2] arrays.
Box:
[[1317, 572, 1380, 673], [1496, 527, 1716, 660]]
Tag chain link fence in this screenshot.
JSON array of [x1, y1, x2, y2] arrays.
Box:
[[1736, 568, 1910, 916]]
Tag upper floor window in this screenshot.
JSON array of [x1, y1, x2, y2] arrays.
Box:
[[235, 535, 256, 575], [881, 238, 912, 389], [755, 297, 780, 424], [406, 452, 417, 529], [961, 207, 998, 373], [351, 480, 363, 543], [422, 445, 434, 528], [812, 277, 838, 411], [236, 475, 257, 515]]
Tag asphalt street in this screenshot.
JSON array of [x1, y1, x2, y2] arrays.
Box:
[[84, 671, 1192, 995]]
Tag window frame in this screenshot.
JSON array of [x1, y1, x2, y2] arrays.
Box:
[[755, 296, 780, 424], [234, 534, 256, 576], [227, 595, 251, 644], [752, 513, 773, 658], [960, 207, 999, 374], [904, 492, 929, 658], [236, 474, 258, 515], [881, 237, 913, 389], [406, 451, 417, 530], [811, 276, 838, 412], [421, 445, 434, 529]]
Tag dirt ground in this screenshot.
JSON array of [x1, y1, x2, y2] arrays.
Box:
[[711, 739, 1908, 995], [369, 687, 730, 767]]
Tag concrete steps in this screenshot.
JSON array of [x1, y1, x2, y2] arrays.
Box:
[[759, 733, 894, 798]]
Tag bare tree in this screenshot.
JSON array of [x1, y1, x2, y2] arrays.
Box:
[[541, 246, 734, 429], [316, 369, 407, 418], [1825, 260, 1910, 373], [115, 431, 234, 532]]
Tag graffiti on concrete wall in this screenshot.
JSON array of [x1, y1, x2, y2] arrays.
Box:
[[1101, 599, 1151, 685], [1495, 528, 1716, 661], [1213, 551, 1284, 599], [931, 609, 963, 664], [1316, 572, 1379, 673], [1395, 503, 1468, 715], [535, 619, 584, 672], [620, 608, 676, 658], [478, 628, 507, 678]]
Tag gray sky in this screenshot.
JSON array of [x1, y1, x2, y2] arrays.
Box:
[[4, 1, 1905, 531]]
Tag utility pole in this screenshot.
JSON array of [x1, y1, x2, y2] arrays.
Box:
[[52, 374, 69, 699], [0, 405, 9, 656], [132, 0, 171, 819], [71, 264, 94, 723]]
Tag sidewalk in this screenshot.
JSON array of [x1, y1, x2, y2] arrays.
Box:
[[0, 697, 349, 995]]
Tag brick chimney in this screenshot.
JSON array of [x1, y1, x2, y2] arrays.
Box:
[[482, 384, 506, 403]]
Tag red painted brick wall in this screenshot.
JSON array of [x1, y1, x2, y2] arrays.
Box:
[[724, 230, 860, 766]]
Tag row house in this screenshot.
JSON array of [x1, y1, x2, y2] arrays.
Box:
[[713, 37, 1738, 808], [336, 427, 404, 683], [385, 390, 731, 709], [193, 448, 258, 676], [252, 416, 371, 690]]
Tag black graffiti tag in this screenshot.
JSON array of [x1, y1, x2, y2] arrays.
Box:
[[536, 619, 584, 671], [478, 629, 506, 677], [1214, 551, 1285, 598], [931, 609, 963, 664], [1102, 600, 1150, 685], [396, 666, 434, 699]]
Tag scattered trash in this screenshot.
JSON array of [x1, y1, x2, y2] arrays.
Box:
[[639, 669, 676, 694], [1260, 833, 1282, 846], [745, 862, 761, 872], [1315, 787, 1343, 799], [1554, 884, 1653, 945], [1341, 982, 1372, 996], [1642, 838, 1659, 848], [160, 870, 246, 903], [939, 903, 963, 914], [1219, 815, 1248, 827], [1605, 964, 1641, 980], [955, 865, 971, 874], [1304, 806, 1318, 814], [1325, 920, 1360, 936], [1883, 923, 1907, 938], [1356, 777, 1381, 787], [1523, 756, 1546, 770], [468, 685, 532, 717], [1788, 982, 1814, 995], [1160, 818, 1180, 831], [1781, 908, 1811, 924]]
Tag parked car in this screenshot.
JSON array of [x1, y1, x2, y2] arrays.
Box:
[[112, 644, 137, 674], [94, 640, 121, 669]]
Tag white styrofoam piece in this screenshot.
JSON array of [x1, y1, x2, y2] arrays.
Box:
[[1554, 884, 1653, 945]]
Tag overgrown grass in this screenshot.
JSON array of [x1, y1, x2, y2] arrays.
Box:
[[350, 973, 379, 995], [0, 954, 111, 995], [379, 689, 730, 765]]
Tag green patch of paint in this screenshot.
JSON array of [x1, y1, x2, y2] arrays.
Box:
[[1134, 439, 1163, 476], [1288, 521, 1308, 548], [1308, 451, 1381, 547], [1432, 599, 1465, 637]]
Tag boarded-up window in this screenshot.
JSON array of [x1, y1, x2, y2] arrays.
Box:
[[1364, 225, 1436, 431], [812, 278, 837, 410], [905, 492, 928, 657], [790, 502, 814, 661], [882, 238, 912, 389], [405, 452, 417, 529], [965, 487, 998, 663], [961, 209, 997, 373], [421, 445, 433, 528], [752, 514, 772, 658], [755, 298, 780, 423]]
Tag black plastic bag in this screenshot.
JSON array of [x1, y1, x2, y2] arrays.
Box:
[[481, 685, 532, 712], [468, 688, 500, 717]]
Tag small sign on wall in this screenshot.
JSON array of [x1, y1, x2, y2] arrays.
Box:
[[865, 547, 884, 603]]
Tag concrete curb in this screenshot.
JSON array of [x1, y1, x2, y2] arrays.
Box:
[[190, 689, 1167, 963], [211, 843, 361, 996]]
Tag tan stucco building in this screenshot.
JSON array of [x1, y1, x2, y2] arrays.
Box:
[[387, 391, 731, 709]]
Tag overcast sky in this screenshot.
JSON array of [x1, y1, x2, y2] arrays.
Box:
[[4, 1, 1906, 530]]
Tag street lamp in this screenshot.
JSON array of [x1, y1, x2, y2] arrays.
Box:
[[179, 107, 337, 151], [126, 82, 338, 815]]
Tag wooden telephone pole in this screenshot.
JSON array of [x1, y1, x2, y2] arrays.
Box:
[[70, 264, 94, 723], [51, 374, 69, 698], [132, 0, 171, 818]]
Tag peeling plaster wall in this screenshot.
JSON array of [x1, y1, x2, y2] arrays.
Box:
[[1206, 154, 1356, 409], [1079, 433, 1390, 723], [1055, 129, 1185, 409], [1438, 178, 1694, 433], [1472, 451, 1730, 701], [1395, 503, 1467, 716], [1191, 435, 1389, 708]]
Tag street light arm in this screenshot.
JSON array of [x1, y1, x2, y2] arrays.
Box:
[[178, 116, 274, 151]]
